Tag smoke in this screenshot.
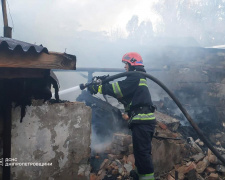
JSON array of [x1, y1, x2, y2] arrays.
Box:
[[91, 125, 112, 154], [5, 0, 225, 146]]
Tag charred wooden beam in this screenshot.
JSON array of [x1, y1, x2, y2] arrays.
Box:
[[0, 51, 76, 70], [54, 67, 166, 72], [0, 68, 50, 79]]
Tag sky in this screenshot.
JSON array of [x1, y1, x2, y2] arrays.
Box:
[[0, 0, 164, 98], [0, 0, 160, 53], [1, 0, 221, 145]]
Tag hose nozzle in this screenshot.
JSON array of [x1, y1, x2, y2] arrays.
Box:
[[79, 83, 87, 90]]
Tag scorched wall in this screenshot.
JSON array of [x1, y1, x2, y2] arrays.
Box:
[[10, 102, 91, 180]]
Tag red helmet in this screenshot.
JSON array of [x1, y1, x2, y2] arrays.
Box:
[[122, 52, 143, 66]]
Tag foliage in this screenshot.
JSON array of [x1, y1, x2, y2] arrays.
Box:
[[153, 0, 225, 46]]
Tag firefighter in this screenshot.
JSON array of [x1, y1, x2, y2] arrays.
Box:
[[88, 52, 156, 180]]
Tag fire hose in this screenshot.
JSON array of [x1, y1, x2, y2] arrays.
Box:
[[79, 71, 225, 165]]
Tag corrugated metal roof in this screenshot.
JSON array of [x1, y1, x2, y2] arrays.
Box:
[[0, 37, 48, 54]]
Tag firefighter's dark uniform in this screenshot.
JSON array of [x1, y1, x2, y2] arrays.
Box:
[[100, 72, 156, 180]]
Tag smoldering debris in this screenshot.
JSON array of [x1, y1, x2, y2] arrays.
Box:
[[88, 116, 225, 180]]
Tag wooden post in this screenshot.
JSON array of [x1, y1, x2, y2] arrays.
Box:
[[1, 0, 12, 38], [1, 0, 8, 27], [1, 80, 12, 180]]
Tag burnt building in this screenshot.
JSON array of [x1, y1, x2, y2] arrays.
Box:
[[0, 37, 92, 180]]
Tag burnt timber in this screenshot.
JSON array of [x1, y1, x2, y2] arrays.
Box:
[[0, 37, 76, 180]]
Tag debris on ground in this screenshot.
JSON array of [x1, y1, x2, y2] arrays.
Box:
[[90, 112, 225, 180]]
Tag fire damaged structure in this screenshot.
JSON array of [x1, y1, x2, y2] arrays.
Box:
[[0, 37, 92, 180], [75, 47, 225, 179], [1, 35, 225, 180]]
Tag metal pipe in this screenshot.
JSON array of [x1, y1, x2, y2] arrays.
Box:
[[53, 67, 168, 73]]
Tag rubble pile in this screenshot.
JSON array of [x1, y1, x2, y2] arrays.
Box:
[[89, 111, 225, 180], [165, 147, 225, 180], [90, 133, 135, 180]]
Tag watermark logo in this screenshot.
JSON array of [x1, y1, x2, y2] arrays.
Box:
[[0, 158, 52, 167]]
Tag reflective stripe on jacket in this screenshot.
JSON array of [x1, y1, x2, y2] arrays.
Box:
[[102, 72, 155, 124]]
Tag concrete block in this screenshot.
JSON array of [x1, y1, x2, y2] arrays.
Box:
[[113, 133, 132, 146], [155, 112, 180, 132], [112, 143, 128, 152], [152, 138, 189, 174], [11, 102, 92, 180], [111, 149, 122, 155]]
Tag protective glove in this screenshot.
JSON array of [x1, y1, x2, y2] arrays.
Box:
[[88, 84, 102, 95]]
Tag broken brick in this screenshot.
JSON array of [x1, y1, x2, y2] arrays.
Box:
[[158, 122, 167, 130], [155, 111, 180, 131], [124, 162, 133, 173], [100, 159, 111, 170], [206, 167, 216, 173], [187, 169, 197, 180], [127, 154, 135, 166], [207, 173, 219, 180], [111, 148, 122, 155], [196, 158, 209, 173], [196, 174, 205, 180], [112, 169, 119, 175], [121, 155, 128, 164], [187, 137, 203, 153], [191, 152, 205, 162], [208, 154, 218, 164], [186, 162, 197, 173], [176, 162, 196, 174], [167, 174, 175, 180], [195, 139, 204, 146], [96, 169, 106, 180], [90, 173, 97, 180], [178, 172, 185, 180], [112, 143, 129, 152]]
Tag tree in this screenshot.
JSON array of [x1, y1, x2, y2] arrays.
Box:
[[153, 0, 225, 46], [126, 15, 154, 44], [126, 15, 139, 36]]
